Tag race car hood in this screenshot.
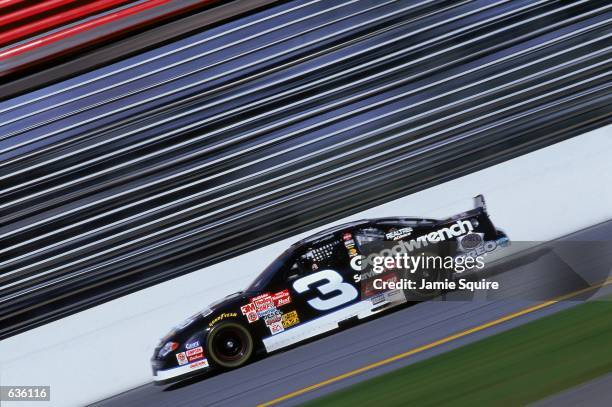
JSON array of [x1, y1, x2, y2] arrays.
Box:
[[156, 291, 250, 349], [206, 290, 245, 309]]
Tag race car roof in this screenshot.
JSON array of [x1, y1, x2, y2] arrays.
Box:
[[295, 217, 439, 247]]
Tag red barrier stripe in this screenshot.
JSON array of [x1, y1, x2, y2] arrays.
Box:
[[0, 0, 132, 47], [0, 0, 28, 11], [0, 0, 183, 60], [0, 0, 81, 28]]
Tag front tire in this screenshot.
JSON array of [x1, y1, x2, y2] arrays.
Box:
[[206, 321, 254, 369]]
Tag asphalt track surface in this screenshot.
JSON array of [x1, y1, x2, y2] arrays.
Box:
[[96, 221, 612, 407]]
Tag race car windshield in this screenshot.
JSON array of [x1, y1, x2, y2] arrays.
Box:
[[246, 247, 296, 291]]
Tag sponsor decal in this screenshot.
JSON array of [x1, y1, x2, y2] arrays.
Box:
[[209, 312, 238, 327], [186, 346, 203, 357], [176, 352, 188, 366], [264, 314, 282, 325], [240, 303, 257, 322], [458, 233, 483, 250], [185, 341, 200, 350], [364, 271, 398, 297], [371, 293, 386, 305], [352, 220, 475, 282], [281, 310, 300, 329], [459, 236, 509, 259], [385, 289, 405, 302], [385, 227, 413, 240], [343, 232, 359, 258], [401, 220, 473, 251], [188, 353, 203, 362], [272, 289, 291, 307], [241, 290, 292, 323], [354, 269, 378, 282], [253, 293, 275, 312], [189, 359, 209, 369], [259, 308, 281, 319], [267, 321, 284, 335], [186, 346, 204, 362], [241, 303, 256, 313]]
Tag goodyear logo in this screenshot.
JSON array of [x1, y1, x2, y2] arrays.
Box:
[[209, 312, 238, 327]]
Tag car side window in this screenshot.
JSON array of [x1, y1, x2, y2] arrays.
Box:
[[285, 261, 302, 281], [354, 227, 385, 251]]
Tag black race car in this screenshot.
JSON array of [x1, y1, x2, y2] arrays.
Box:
[[151, 195, 508, 384]]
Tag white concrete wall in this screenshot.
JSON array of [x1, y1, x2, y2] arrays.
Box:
[[1, 125, 611, 406]]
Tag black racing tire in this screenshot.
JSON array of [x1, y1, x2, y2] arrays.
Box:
[[401, 250, 448, 301], [206, 321, 254, 369], [404, 266, 443, 300]]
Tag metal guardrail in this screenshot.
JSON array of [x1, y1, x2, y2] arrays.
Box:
[[0, 0, 610, 338], [0, 0, 278, 98]]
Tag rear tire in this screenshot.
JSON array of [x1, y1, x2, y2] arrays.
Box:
[[401, 250, 448, 301], [404, 266, 443, 299], [206, 321, 254, 369]]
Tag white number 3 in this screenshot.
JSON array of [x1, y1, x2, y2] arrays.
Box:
[[293, 269, 358, 311]]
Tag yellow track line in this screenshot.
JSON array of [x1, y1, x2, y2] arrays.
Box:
[[258, 277, 612, 407]]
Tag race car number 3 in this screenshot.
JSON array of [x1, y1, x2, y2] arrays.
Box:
[[292, 269, 358, 310]]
